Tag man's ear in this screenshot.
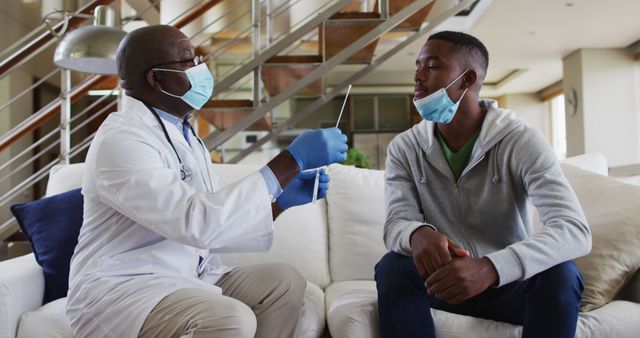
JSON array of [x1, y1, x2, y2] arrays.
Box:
[[145, 69, 159, 90], [461, 69, 478, 90]]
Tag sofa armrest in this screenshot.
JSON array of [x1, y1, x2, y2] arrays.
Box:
[[617, 269, 640, 304], [0, 254, 44, 338]]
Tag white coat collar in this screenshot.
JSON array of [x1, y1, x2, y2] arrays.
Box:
[[123, 95, 194, 152]]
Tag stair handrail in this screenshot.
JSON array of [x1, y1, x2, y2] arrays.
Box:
[[228, 0, 477, 163], [0, 0, 225, 154], [0, 0, 115, 81], [0, 0, 163, 118], [208, 0, 353, 98], [204, 0, 435, 150], [0, 0, 227, 241]]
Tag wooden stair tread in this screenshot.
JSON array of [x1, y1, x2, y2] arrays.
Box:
[[203, 100, 253, 109], [199, 101, 271, 131], [329, 12, 381, 20], [265, 55, 323, 65], [373, 0, 435, 31]]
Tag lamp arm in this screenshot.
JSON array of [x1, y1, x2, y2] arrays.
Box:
[[42, 10, 94, 39]]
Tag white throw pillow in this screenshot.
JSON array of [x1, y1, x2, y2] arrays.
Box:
[[213, 164, 332, 288], [46, 163, 85, 196], [326, 164, 387, 282], [561, 164, 640, 311], [531, 153, 608, 232]]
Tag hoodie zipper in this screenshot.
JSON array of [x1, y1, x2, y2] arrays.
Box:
[[453, 181, 478, 258], [452, 153, 486, 259]]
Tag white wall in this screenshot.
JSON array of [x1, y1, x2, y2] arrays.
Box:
[[0, 5, 38, 225], [563, 48, 640, 167], [499, 93, 551, 143], [0, 70, 35, 224]]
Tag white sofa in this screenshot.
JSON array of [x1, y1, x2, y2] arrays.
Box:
[[1, 154, 639, 338]]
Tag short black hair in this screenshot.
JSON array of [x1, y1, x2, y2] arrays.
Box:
[[428, 31, 489, 78]]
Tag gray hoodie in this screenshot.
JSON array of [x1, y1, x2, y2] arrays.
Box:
[[384, 99, 591, 287]]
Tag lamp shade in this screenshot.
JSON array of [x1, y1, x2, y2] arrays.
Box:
[[53, 6, 126, 75], [54, 25, 125, 75]]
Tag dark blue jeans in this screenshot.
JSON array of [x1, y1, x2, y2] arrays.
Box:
[[375, 252, 584, 338]]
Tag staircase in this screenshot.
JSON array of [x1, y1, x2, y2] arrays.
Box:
[[0, 0, 475, 242]]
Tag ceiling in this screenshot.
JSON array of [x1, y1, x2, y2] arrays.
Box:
[[331, 0, 640, 98]]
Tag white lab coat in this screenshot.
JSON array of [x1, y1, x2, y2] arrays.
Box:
[[66, 96, 274, 338]]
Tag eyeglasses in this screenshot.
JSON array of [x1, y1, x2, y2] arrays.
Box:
[[147, 55, 209, 73]]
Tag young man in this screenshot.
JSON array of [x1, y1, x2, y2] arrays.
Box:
[[375, 31, 591, 338]]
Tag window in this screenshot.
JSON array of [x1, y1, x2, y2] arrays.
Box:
[[550, 94, 567, 159]]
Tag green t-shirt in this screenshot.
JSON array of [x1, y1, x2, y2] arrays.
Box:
[[436, 129, 479, 182]]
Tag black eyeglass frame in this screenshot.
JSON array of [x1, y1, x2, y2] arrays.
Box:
[[145, 55, 209, 74]]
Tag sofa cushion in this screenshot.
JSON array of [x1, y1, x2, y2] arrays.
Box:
[[561, 164, 640, 311], [326, 164, 387, 282], [324, 281, 640, 338], [15, 283, 326, 338], [0, 254, 44, 338], [10, 189, 83, 304], [324, 281, 524, 338], [561, 153, 608, 176], [298, 282, 327, 338], [16, 298, 72, 338], [212, 164, 332, 289], [325, 281, 380, 338], [46, 164, 85, 196]]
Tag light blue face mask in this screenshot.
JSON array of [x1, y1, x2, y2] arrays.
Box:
[[153, 63, 214, 110], [413, 70, 468, 124]]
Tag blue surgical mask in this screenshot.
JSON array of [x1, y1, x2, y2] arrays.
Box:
[[413, 70, 468, 124], [153, 63, 214, 110]]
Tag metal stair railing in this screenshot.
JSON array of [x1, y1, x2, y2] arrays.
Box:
[[0, 0, 226, 241], [0, 0, 115, 81], [209, 0, 353, 98], [0, 0, 168, 154], [228, 0, 477, 163], [203, 0, 436, 150]]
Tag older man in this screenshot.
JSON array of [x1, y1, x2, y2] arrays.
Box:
[[66, 25, 348, 338]]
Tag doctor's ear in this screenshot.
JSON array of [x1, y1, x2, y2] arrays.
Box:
[[145, 69, 160, 90]]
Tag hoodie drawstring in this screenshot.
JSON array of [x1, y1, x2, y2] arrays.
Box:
[[492, 140, 502, 184]]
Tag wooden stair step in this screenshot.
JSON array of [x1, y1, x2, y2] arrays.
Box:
[[199, 100, 271, 132], [328, 12, 381, 21], [261, 63, 323, 97], [265, 55, 323, 65], [373, 0, 435, 31], [204, 100, 253, 109], [322, 11, 381, 64]]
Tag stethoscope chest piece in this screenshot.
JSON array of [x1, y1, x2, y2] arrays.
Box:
[[180, 164, 193, 182], [143, 102, 212, 191]]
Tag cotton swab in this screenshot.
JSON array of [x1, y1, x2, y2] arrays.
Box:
[[312, 84, 352, 204]]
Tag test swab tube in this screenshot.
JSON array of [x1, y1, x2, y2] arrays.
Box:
[[312, 84, 352, 204]]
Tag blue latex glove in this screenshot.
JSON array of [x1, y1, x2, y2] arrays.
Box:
[[285, 128, 348, 171], [277, 168, 330, 210]]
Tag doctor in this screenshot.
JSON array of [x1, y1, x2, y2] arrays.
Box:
[[66, 25, 348, 338]]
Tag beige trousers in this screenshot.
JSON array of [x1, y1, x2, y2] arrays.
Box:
[[139, 263, 306, 338]]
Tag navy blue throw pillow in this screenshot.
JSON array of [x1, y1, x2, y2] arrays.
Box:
[[10, 188, 83, 304]]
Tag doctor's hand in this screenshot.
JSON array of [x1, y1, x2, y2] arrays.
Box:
[[277, 169, 329, 210], [425, 257, 498, 304], [285, 128, 348, 170], [410, 226, 470, 280]]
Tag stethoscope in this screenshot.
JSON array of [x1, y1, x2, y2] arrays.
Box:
[[143, 102, 214, 194]]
